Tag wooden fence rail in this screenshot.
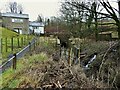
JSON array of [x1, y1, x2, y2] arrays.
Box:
[[1, 37, 29, 53], [0, 37, 38, 72]]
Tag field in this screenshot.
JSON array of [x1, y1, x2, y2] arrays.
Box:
[[0, 27, 33, 63]]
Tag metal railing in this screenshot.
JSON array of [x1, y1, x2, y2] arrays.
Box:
[[0, 37, 37, 72]]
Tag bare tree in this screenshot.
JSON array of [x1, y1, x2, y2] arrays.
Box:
[[60, 1, 87, 37], [99, 0, 120, 39], [7, 2, 23, 14], [36, 14, 43, 23], [17, 4, 23, 14], [62, 0, 120, 39]]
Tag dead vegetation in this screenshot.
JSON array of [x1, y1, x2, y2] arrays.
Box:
[[80, 40, 120, 88], [2, 37, 120, 89], [18, 59, 109, 89], [16, 38, 120, 89]]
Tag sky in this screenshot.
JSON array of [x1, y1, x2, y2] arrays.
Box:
[[0, 0, 61, 21], [0, 0, 119, 21]]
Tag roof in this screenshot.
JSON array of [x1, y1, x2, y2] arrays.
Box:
[[29, 21, 44, 27], [1, 13, 29, 19]]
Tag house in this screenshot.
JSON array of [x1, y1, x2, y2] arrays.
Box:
[[1, 12, 29, 34], [29, 21, 44, 35]]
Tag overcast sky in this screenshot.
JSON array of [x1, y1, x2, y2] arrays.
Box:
[[0, 0, 118, 21], [0, 0, 61, 21]]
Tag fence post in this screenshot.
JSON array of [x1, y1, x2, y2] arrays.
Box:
[[34, 39, 35, 50], [1, 38, 2, 53], [21, 37, 23, 47], [75, 47, 79, 65], [6, 38, 7, 52], [60, 46, 62, 57], [68, 48, 72, 66], [23, 37, 24, 45], [11, 37, 13, 51], [24, 37, 26, 45], [29, 42, 31, 53], [13, 53, 17, 70], [17, 37, 20, 48], [55, 37, 57, 48], [27, 35, 29, 42], [25, 36, 29, 45], [78, 48, 80, 65]]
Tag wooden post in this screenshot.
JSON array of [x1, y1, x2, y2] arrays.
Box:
[[5, 38, 7, 52], [29, 42, 31, 53], [60, 47, 62, 57], [17, 38, 20, 48], [27, 35, 29, 44], [24, 37, 26, 45], [11, 37, 13, 51], [21, 37, 23, 47], [1, 38, 2, 53], [73, 47, 80, 65], [75, 47, 79, 64], [34, 39, 35, 50], [56, 37, 57, 48], [13, 53, 17, 70], [23, 37, 24, 45], [68, 48, 72, 66], [27, 36, 28, 44], [24, 36, 26, 45], [78, 48, 80, 65], [25, 36, 27, 45]]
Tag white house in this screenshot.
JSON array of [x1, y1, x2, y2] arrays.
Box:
[[29, 21, 44, 35]]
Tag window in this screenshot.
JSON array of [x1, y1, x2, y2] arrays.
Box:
[[12, 18, 23, 23], [33, 27, 38, 29]]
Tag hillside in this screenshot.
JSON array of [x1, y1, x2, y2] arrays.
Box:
[[0, 27, 19, 38]]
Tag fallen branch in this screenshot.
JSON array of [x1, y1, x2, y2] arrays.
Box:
[[98, 41, 119, 77], [57, 81, 62, 88]]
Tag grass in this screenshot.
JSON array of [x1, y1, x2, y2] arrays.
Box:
[[0, 27, 34, 62], [0, 27, 19, 38], [1, 36, 31, 59], [2, 36, 118, 89], [2, 52, 48, 89], [1, 37, 55, 89]]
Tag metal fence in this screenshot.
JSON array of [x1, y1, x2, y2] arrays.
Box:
[[0, 37, 37, 72]]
